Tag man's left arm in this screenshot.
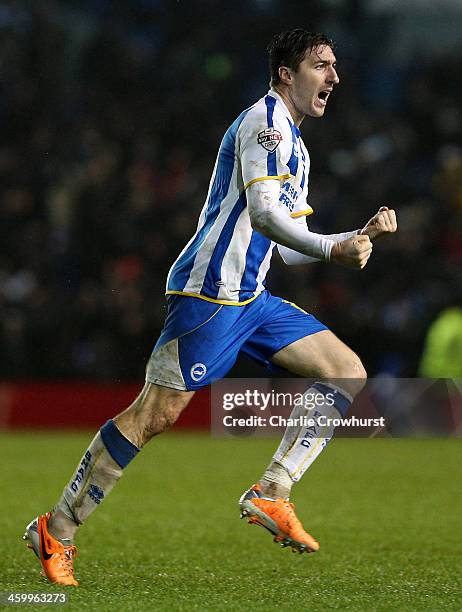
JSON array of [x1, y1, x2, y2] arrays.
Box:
[[359, 206, 397, 240], [278, 226, 360, 265], [278, 206, 397, 265]]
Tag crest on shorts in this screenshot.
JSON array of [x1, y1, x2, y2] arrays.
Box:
[[190, 362, 207, 382], [257, 127, 283, 152]]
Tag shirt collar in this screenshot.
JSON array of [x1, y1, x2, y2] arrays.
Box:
[[267, 89, 301, 137]]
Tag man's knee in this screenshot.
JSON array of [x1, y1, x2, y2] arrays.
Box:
[[327, 354, 367, 395], [308, 345, 367, 397], [114, 383, 194, 447], [347, 356, 367, 383], [347, 357, 367, 393]]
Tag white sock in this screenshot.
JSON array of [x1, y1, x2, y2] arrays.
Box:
[[55, 420, 139, 524], [271, 382, 352, 483]]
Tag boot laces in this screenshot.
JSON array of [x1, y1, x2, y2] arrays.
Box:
[[62, 546, 77, 576]]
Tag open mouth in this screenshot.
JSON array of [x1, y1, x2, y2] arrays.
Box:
[[317, 90, 331, 105]]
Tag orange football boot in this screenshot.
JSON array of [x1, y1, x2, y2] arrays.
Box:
[[239, 484, 320, 554], [23, 512, 78, 586]]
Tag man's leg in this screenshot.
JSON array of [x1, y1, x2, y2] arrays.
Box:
[[240, 329, 366, 553], [259, 329, 366, 498], [25, 383, 193, 585], [50, 383, 194, 538]]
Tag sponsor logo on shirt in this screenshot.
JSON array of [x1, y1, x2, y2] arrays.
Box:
[[279, 181, 299, 212]]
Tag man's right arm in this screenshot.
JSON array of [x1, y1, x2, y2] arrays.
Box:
[[238, 108, 372, 270]]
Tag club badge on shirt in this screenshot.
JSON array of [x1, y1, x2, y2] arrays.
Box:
[[257, 127, 283, 152]]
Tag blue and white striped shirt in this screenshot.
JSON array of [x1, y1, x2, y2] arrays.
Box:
[[166, 89, 312, 305]]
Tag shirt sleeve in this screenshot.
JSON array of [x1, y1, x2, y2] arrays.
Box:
[[247, 180, 335, 261], [277, 227, 361, 265], [238, 102, 293, 190]]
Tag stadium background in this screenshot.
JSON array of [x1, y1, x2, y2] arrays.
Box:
[[1, 0, 461, 385]]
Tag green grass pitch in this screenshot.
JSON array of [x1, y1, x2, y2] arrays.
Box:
[[1, 432, 461, 611]]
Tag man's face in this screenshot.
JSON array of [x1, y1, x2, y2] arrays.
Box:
[[288, 45, 339, 118]]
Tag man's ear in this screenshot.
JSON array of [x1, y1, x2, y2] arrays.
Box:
[[278, 66, 292, 85]]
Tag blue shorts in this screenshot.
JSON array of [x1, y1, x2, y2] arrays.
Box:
[[145, 291, 328, 390]]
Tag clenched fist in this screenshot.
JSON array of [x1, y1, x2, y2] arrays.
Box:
[[361, 206, 397, 241], [331, 234, 372, 270]]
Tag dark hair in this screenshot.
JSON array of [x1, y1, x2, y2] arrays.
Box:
[[268, 29, 335, 86]]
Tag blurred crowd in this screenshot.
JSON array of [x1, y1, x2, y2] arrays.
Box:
[[1, 0, 461, 380]]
